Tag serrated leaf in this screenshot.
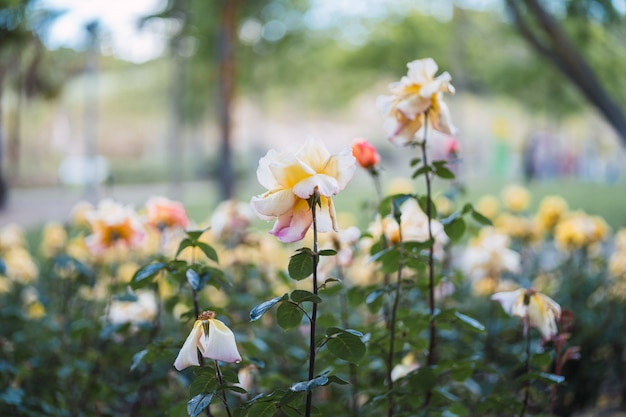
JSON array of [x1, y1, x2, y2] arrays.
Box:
[[444, 217, 466, 242], [327, 331, 366, 363], [291, 289, 322, 304], [276, 302, 303, 329], [454, 311, 485, 332], [187, 393, 214, 417], [290, 375, 329, 392], [318, 249, 337, 256], [250, 295, 286, 322], [131, 262, 166, 289], [248, 400, 277, 417], [196, 242, 219, 263], [190, 367, 218, 397], [288, 252, 314, 280]]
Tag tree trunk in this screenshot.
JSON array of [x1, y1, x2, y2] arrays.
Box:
[[167, 33, 188, 199], [216, 0, 241, 201], [0, 66, 9, 209], [505, 0, 626, 146]]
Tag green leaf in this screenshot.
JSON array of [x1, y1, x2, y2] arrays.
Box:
[[450, 363, 474, 382], [187, 393, 214, 417], [318, 249, 337, 256], [290, 375, 329, 392], [454, 311, 486, 332], [291, 290, 322, 304], [434, 165, 455, 179], [535, 372, 565, 385], [471, 210, 492, 226], [190, 367, 218, 397], [409, 366, 437, 392], [250, 295, 286, 322], [444, 217, 466, 242], [410, 157, 422, 167], [186, 229, 208, 241], [288, 252, 314, 280], [196, 242, 219, 263], [418, 195, 438, 218], [130, 349, 148, 372], [276, 302, 303, 329], [130, 262, 167, 290], [412, 165, 432, 179], [247, 401, 276, 417], [175, 238, 195, 259], [186, 268, 202, 291], [327, 330, 366, 363]]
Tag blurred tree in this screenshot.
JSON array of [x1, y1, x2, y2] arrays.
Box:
[[147, 0, 310, 200], [504, 0, 626, 146], [0, 0, 63, 206]]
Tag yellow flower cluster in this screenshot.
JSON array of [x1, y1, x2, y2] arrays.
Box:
[[608, 229, 626, 301], [554, 211, 609, 252]]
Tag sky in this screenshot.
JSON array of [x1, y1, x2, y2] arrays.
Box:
[[40, 0, 168, 63]]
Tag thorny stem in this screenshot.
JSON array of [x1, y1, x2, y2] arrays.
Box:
[[387, 222, 405, 417], [520, 320, 531, 417], [338, 262, 359, 417], [305, 192, 321, 417], [215, 360, 234, 417], [420, 114, 437, 408]]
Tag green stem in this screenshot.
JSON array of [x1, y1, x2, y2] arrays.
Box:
[[215, 360, 233, 417], [520, 320, 531, 417], [387, 224, 405, 417], [419, 114, 437, 408], [305, 192, 320, 417]]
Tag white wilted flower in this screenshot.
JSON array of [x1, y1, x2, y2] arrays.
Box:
[[174, 311, 242, 370], [491, 288, 561, 340]]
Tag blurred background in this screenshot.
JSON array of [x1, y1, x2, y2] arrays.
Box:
[[0, 0, 625, 228]]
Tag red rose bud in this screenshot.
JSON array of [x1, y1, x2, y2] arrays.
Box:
[[352, 139, 381, 169]]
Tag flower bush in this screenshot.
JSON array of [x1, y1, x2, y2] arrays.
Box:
[[1, 57, 625, 417]]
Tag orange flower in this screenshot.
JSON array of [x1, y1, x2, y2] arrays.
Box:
[[145, 196, 189, 231], [85, 199, 145, 255], [351, 139, 381, 170]]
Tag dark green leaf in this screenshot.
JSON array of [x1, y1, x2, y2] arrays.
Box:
[[318, 249, 337, 256], [186, 229, 208, 241], [418, 195, 438, 218], [434, 165, 455, 179], [196, 242, 219, 263], [247, 401, 276, 417], [288, 252, 314, 280], [409, 366, 437, 392], [176, 238, 195, 259], [412, 165, 432, 179], [291, 290, 322, 304], [131, 262, 166, 289], [471, 210, 492, 226], [190, 367, 218, 397], [327, 331, 366, 363], [444, 217, 466, 242], [250, 295, 286, 322], [410, 157, 422, 167], [276, 302, 303, 329], [187, 393, 214, 417], [450, 364, 474, 382]]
